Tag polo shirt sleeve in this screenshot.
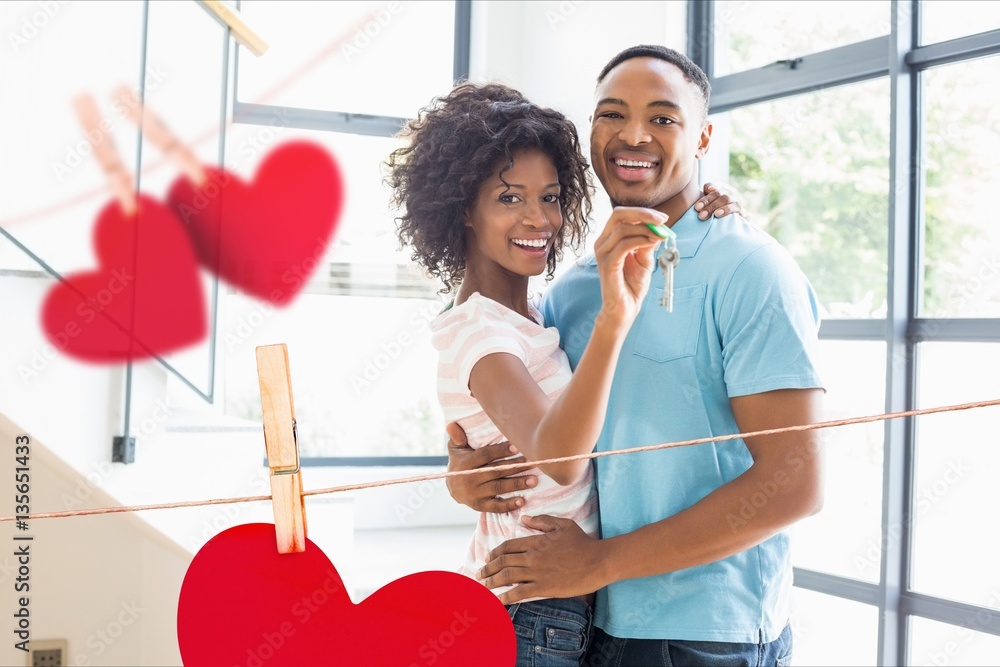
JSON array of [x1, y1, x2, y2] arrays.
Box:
[[717, 241, 825, 398]]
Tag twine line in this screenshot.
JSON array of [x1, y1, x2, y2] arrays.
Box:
[[3, 397, 998, 523]]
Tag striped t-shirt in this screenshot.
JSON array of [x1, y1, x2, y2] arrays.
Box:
[[429, 292, 599, 598]]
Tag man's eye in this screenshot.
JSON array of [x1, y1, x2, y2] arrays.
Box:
[[599, 112, 623, 119], [653, 117, 674, 125]]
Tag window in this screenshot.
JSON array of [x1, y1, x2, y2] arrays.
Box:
[[691, 1, 1000, 662], [909, 616, 1000, 667], [712, 79, 891, 317], [712, 0, 890, 76], [791, 341, 884, 583], [912, 343, 999, 607], [920, 56, 1000, 318], [213, 1, 469, 462], [237, 1, 458, 119], [791, 589, 879, 666], [920, 1, 1000, 45]]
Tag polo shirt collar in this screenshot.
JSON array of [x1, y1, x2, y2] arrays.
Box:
[[670, 205, 713, 259], [587, 204, 712, 266]]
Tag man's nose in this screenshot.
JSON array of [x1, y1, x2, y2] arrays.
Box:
[[618, 118, 650, 146]]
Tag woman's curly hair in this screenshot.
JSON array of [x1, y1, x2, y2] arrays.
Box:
[[385, 82, 592, 292]]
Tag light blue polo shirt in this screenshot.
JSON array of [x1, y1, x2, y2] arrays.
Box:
[[540, 206, 824, 643]]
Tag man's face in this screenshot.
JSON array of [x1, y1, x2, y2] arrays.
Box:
[[590, 57, 712, 210]]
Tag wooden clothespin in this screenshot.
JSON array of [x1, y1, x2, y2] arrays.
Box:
[[255, 344, 308, 553], [198, 0, 269, 57], [112, 85, 208, 187], [73, 94, 137, 216]]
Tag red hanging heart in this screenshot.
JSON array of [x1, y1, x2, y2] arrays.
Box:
[[40, 195, 206, 362], [177, 523, 516, 667], [166, 141, 344, 306]]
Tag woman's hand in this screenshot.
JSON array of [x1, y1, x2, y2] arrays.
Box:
[[592, 206, 668, 332], [697, 182, 750, 220]]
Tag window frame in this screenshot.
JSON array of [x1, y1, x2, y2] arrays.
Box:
[[688, 1, 1000, 662], [231, 0, 471, 467]]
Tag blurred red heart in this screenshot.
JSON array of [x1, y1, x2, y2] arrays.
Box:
[[41, 195, 206, 362], [166, 141, 343, 306], [177, 523, 515, 667]]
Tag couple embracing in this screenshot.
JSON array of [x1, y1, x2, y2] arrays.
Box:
[[386, 45, 824, 667]]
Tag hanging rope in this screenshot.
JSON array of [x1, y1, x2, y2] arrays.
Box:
[[3, 397, 997, 522]]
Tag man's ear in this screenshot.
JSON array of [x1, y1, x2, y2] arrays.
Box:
[[696, 121, 713, 159]]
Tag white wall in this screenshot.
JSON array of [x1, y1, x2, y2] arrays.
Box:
[[0, 412, 188, 667]]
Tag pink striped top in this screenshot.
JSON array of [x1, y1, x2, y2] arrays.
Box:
[[429, 292, 599, 599]]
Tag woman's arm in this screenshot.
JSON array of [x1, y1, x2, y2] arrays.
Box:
[[468, 207, 667, 485]]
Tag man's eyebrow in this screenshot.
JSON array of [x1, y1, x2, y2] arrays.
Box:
[[595, 98, 683, 112], [649, 100, 682, 111]]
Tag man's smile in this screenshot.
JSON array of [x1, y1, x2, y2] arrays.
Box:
[[608, 152, 660, 182]]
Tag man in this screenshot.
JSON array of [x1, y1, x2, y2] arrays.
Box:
[[448, 45, 824, 666]]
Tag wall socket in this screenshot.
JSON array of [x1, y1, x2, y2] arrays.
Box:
[[27, 639, 67, 667]]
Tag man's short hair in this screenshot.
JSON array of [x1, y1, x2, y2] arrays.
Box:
[[597, 45, 711, 118]]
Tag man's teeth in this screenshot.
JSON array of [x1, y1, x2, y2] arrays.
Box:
[[615, 159, 655, 168], [512, 239, 547, 248]]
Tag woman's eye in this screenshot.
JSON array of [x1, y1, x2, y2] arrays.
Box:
[[499, 194, 520, 203], [543, 194, 560, 203]]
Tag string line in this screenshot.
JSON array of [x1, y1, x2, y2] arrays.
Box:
[[4, 397, 998, 523]]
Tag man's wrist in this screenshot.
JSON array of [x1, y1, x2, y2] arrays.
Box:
[[590, 535, 622, 590]]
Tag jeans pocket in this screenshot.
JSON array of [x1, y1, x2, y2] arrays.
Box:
[[534, 615, 591, 666], [546, 626, 586, 652]]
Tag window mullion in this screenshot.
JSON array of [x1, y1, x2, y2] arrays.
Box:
[[879, 1, 920, 664]]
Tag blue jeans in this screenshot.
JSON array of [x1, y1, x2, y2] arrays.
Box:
[[583, 623, 793, 667], [507, 597, 594, 666]]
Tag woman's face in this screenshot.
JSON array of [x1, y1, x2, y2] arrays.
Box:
[[463, 147, 563, 279]]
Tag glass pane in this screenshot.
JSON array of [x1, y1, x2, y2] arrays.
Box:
[[921, 56, 1000, 318], [921, 1, 1000, 45], [708, 78, 890, 318], [237, 1, 456, 118], [790, 588, 878, 666], [219, 127, 446, 457], [912, 343, 1000, 606], [223, 293, 446, 457], [137, 0, 229, 392], [910, 616, 1000, 667], [0, 0, 144, 272], [713, 1, 890, 77], [220, 126, 409, 266], [791, 342, 884, 583]]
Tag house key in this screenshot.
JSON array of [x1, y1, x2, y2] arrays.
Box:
[[658, 239, 679, 312]]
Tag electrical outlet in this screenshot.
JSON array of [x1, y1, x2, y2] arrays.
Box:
[[27, 639, 67, 667]]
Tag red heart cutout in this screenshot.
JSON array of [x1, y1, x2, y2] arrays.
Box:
[[166, 141, 344, 306], [41, 195, 206, 362], [178, 523, 515, 667]]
